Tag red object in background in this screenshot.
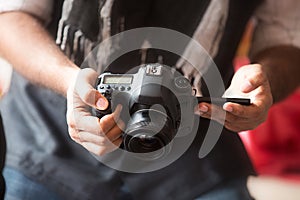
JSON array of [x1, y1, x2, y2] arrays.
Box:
[[234, 56, 300, 180], [241, 90, 300, 180]]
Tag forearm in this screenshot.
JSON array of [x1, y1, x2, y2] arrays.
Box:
[[0, 11, 79, 97], [251, 45, 300, 103]]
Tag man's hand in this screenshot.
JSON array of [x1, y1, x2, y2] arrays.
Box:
[[197, 64, 273, 132], [0, 12, 124, 156], [66, 68, 125, 156]]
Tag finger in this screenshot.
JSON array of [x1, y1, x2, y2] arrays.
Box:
[[80, 87, 109, 110], [76, 68, 109, 110], [105, 120, 125, 141], [81, 142, 110, 156], [72, 105, 123, 137], [82, 137, 122, 156], [68, 127, 81, 143], [224, 122, 246, 132], [251, 88, 273, 110], [223, 105, 267, 131], [223, 102, 259, 118], [78, 131, 108, 145], [75, 105, 123, 136], [78, 130, 123, 145], [99, 105, 123, 133], [73, 114, 102, 134], [240, 65, 266, 93], [112, 137, 123, 147], [198, 103, 256, 132], [198, 103, 226, 125], [224, 119, 258, 132], [81, 121, 124, 144]]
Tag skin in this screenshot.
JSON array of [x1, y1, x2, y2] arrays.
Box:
[[198, 64, 273, 132], [198, 46, 300, 132], [0, 11, 299, 155], [0, 12, 122, 156]]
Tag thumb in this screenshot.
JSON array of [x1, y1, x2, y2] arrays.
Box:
[[79, 87, 109, 110], [95, 91, 109, 110], [240, 80, 255, 93], [239, 64, 266, 93], [75, 68, 109, 110]]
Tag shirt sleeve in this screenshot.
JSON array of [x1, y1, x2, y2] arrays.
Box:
[[0, 0, 53, 23], [250, 0, 300, 57]]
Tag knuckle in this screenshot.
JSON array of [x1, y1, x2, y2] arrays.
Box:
[[200, 113, 211, 119], [228, 114, 239, 123], [100, 116, 115, 132], [66, 112, 76, 127], [97, 137, 107, 146], [69, 130, 79, 141], [257, 73, 265, 82], [254, 64, 263, 71], [94, 118, 103, 136], [82, 68, 97, 77], [68, 121, 76, 129], [95, 128, 103, 136], [233, 107, 244, 117], [99, 123, 108, 134], [256, 70, 266, 82], [82, 89, 95, 105], [117, 120, 126, 131], [96, 148, 107, 156]]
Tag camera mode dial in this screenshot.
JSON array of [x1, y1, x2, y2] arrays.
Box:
[[174, 76, 190, 91]]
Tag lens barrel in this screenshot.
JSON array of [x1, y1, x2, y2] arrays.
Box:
[[123, 109, 175, 158]]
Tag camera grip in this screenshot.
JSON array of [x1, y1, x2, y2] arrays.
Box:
[[93, 104, 112, 119]]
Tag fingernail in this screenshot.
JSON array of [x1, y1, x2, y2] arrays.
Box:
[[240, 80, 252, 92], [199, 105, 208, 113], [223, 104, 233, 112], [96, 98, 108, 109]]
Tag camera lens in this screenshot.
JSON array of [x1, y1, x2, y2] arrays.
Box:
[[128, 134, 164, 153], [123, 109, 175, 158]]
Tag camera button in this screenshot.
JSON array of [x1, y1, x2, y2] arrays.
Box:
[[105, 89, 113, 94], [119, 86, 125, 91], [174, 77, 190, 90], [126, 86, 131, 91]]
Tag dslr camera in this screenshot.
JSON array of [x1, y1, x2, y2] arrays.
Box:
[[94, 63, 197, 157]]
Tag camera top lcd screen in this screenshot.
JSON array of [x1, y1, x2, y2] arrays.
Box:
[[103, 75, 133, 84]]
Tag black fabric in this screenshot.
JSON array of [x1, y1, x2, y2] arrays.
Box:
[[121, 118, 255, 200], [106, 0, 211, 73], [54, 0, 106, 66], [63, 0, 100, 42], [0, 114, 6, 199], [47, 0, 64, 38]]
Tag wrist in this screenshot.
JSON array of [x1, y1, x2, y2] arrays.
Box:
[[64, 66, 81, 97]]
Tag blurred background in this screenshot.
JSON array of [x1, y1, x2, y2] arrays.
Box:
[[235, 19, 300, 200]]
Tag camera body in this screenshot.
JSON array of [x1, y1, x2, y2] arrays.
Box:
[[94, 63, 196, 156]]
